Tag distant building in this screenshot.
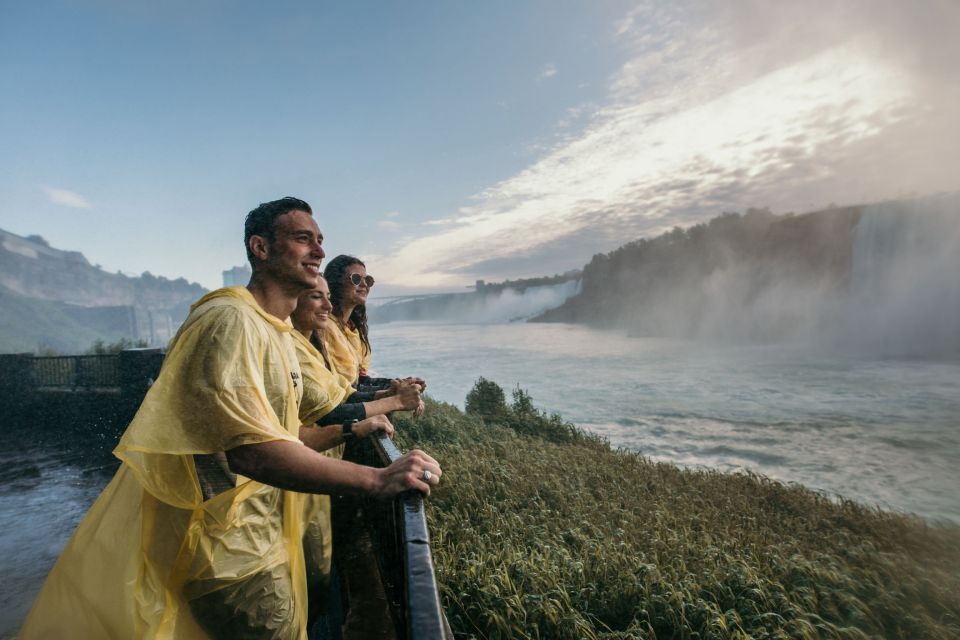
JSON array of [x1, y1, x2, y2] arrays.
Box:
[[222, 265, 251, 287], [475, 280, 485, 291]]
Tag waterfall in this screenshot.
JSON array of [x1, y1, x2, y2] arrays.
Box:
[[372, 279, 582, 324], [470, 280, 582, 323], [838, 195, 960, 356]]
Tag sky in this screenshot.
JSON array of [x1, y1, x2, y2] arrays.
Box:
[[1, 0, 958, 295]]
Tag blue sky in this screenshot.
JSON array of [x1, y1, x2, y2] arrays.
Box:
[[1, 1, 958, 294]]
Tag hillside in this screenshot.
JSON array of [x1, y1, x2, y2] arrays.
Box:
[[0, 229, 207, 352], [0, 284, 121, 353], [534, 194, 960, 353], [535, 205, 860, 332], [394, 385, 960, 639]]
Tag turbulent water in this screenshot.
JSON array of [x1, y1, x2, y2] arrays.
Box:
[[371, 321, 960, 524]]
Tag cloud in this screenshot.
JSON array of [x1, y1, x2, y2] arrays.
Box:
[[376, 211, 402, 229], [375, 0, 960, 288], [422, 217, 459, 226], [43, 186, 92, 209], [537, 64, 558, 82]]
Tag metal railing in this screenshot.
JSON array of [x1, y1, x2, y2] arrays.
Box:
[[340, 435, 451, 640], [31, 354, 120, 388]]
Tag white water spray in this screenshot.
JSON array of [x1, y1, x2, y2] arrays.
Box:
[[833, 196, 960, 355]]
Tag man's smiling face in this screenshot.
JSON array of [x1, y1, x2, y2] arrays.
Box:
[[263, 209, 325, 291]]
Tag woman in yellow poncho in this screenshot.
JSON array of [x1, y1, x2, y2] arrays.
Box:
[[322, 255, 426, 404], [321, 255, 374, 384], [291, 275, 423, 637]]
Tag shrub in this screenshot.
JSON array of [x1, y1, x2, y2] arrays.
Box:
[[465, 377, 510, 423]]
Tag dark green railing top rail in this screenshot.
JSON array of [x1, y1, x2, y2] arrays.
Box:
[[341, 434, 451, 640], [372, 434, 450, 640]]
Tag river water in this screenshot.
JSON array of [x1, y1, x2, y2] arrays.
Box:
[[0, 421, 119, 638], [371, 321, 960, 525], [3, 321, 958, 637]]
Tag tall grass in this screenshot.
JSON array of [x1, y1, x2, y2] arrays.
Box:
[[393, 381, 960, 639]]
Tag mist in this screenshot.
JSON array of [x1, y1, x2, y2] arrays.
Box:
[[830, 197, 960, 356], [470, 281, 581, 324], [371, 280, 581, 325], [613, 194, 960, 357]]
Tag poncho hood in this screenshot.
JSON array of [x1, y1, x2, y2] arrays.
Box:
[[188, 286, 293, 333]]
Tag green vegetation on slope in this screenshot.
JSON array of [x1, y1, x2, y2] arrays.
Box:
[[393, 382, 960, 639], [0, 284, 123, 354]]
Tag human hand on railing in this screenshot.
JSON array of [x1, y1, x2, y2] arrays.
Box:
[[374, 449, 442, 498], [404, 376, 427, 392], [354, 415, 394, 439], [395, 379, 422, 411]]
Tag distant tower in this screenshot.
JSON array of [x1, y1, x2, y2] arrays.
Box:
[[222, 265, 251, 287], [475, 279, 485, 291]]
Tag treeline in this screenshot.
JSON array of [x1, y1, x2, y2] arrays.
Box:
[[535, 205, 862, 338], [477, 269, 581, 294], [0, 229, 207, 309]]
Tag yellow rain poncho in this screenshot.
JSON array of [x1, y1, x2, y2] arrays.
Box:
[[292, 330, 352, 425], [322, 319, 371, 383], [20, 287, 328, 640]]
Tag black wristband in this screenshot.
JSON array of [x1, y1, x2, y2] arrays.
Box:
[[342, 419, 356, 440]]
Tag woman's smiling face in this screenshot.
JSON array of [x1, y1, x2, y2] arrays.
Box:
[[292, 277, 334, 332], [343, 263, 371, 307]]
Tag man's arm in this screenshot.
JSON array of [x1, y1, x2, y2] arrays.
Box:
[[226, 439, 441, 498]]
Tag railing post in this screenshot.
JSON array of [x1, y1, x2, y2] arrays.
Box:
[[0, 353, 35, 420], [0, 353, 34, 396]]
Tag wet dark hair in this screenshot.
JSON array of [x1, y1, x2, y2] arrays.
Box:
[[243, 197, 313, 264], [323, 254, 371, 356]]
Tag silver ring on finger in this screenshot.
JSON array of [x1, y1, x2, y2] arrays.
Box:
[[421, 469, 432, 482]]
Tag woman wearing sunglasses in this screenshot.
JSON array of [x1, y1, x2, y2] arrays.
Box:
[[323, 254, 426, 397]]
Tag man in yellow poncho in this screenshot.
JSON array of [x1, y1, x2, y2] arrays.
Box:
[[19, 197, 442, 640]]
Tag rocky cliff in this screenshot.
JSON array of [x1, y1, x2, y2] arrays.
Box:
[[0, 229, 207, 351]]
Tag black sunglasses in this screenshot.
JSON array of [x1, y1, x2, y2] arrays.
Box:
[[349, 273, 375, 288]]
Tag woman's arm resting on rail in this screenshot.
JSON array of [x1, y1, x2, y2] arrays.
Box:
[[299, 415, 394, 452]]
